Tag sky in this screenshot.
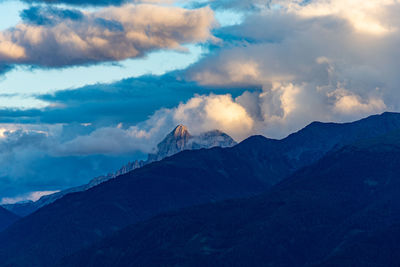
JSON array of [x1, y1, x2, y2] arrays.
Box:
[[0, 0, 399, 203]]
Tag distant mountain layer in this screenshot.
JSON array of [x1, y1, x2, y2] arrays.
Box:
[[0, 207, 19, 232], [2, 125, 236, 217], [90, 125, 237, 187], [0, 140, 271, 267], [61, 139, 400, 267], [2, 112, 400, 266]]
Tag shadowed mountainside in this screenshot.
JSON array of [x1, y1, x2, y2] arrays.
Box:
[[2, 125, 237, 217], [61, 139, 400, 267], [0, 207, 19, 232], [2, 112, 400, 266], [0, 137, 273, 267]]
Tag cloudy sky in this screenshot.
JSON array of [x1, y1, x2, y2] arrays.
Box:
[[0, 0, 399, 203]]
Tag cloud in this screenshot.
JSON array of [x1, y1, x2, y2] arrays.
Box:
[[183, 1, 400, 135], [0, 78, 386, 199], [54, 123, 165, 156], [0, 124, 145, 198], [0, 73, 245, 125], [3, 0, 398, 133], [55, 93, 254, 156], [3, 0, 400, 199], [1, 190, 59, 205], [173, 94, 253, 140], [0, 4, 216, 71], [203, 0, 399, 30], [22, 0, 129, 6], [283, 0, 399, 35], [21, 0, 174, 7], [3, 92, 253, 157], [329, 88, 386, 115], [0, 91, 254, 198]]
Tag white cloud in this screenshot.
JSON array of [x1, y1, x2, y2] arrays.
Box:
[[173, 94, 254, 140], [192, 60, 261, 86], [0, 4, 217, 69], [182, 0, 400, 136], [208, 0, 399, 36], [54, 120, 170, 155], [329, 88, 386, 114], [55, 93, 254, 156], [283, 0, 399, 35]]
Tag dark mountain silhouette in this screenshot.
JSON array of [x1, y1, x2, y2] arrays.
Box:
[[2, 125, 236, 217], [0, 207, 19, 232], [2, 112, 400, 266], [61, 137, 400, 267], [0, 137, 271, 267]]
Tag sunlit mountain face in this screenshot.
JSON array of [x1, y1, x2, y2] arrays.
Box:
[[1, 1, 400, 266]]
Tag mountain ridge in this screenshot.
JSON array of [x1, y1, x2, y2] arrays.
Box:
[[60, 138, 400, 266], [2, 112, 400, 266], [2, 126, 236, 217]]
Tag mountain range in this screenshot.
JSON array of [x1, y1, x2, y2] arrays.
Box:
[[62, 134, 400, 266], [2, 125, 236, 217], [2, 112, 400, 266]]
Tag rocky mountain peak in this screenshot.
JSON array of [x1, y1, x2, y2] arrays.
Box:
[[148, 125, 236, 162], [172, 125, 190, 138], [155, 125, 192, 159], [3, 125, 237, 217]]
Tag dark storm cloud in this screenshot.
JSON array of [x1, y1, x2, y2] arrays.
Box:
[[0, 74, 246, 124]]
